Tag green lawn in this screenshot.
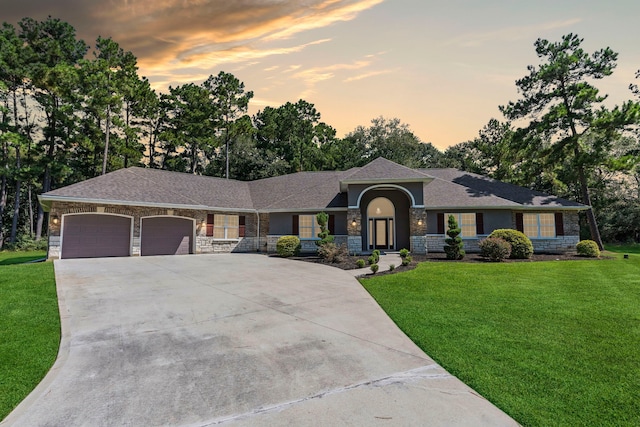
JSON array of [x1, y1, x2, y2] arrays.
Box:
[[361, 256, 640, 426], [605, 243, 640, 255], [0, 250, 47, 265], [0, 254, 59, 421]]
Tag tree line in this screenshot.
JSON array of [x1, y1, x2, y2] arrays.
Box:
[[1, 18, 639, 248]]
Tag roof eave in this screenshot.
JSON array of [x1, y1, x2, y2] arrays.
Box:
[[38, 195, 256, 213]]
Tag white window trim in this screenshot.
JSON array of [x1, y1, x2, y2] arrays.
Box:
[[299, 214, 321, 240], [445, 213, 477, 239], [523, 213, 556, 239], [213, 214, 240, 241]]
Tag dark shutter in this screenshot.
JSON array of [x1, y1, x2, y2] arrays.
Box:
[[476, 213, 484, 235], [554, 213, 564, 236], [328, 214, 335, 234], [239, 215, 246, 237], [437, 213, 445, 234], [292, 215, 299, 235], [515, 213, 524, 232], [206, 214, 214, 237]]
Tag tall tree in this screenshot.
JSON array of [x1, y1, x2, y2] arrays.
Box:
[[163, 83, 215, 174], [203, 72, 253, 179], [345, 116, 443, 168], [19, 16, 88, 239], [500, 34, 640, 249]]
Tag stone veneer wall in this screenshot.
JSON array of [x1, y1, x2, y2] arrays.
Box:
[[258, 213, 270, 252], [266, 235, 348, 253], [48, 201, 259, 259], [426, 235, 579, 254]]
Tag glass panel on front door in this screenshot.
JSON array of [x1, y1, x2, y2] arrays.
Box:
[[370, 218, 394, 250]]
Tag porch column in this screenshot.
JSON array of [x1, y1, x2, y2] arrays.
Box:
[[347, 208, 363, 255], [409, 207, 427, 254]]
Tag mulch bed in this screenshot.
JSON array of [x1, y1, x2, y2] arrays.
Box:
[[286, 251, 605, 276]]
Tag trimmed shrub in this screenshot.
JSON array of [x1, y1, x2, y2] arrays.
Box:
[[489, 229, 533, 259], [576, 240, 600, 258], [479, 237, 511, 262], [399, 248, 410, 258], [370, 263, 379, 274], [444, 215, 465, 260], [317, 242, 347, 263], [401, 255, 412, 267], [389, 264, 395, 271], [276, 235, 301, 257], [315, 212, 334, 246], [356, 259, 366, 268], [368, 255, 377, 265], [372, 249, 381, 263]]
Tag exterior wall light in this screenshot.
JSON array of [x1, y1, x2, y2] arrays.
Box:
[[351, 219, 357, 227], [417, 219, 423, 226], [52, 215, 59, 225]]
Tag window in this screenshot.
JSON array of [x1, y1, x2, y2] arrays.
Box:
[[299, 215, 321, 239], [523, 213, 555, 238], [446, 213, 477, 238], [207, 214, 240, 239]]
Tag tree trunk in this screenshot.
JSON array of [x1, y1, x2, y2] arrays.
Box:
[[575, 150, 604, 250], [28, 184, 34, 236], [102, 104, 111, 175], [10, 146, 21, 243], [35, 94, 58, 240], [10, 90, 21, 243]]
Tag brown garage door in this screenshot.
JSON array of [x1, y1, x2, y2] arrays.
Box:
[[61, 214, 132, 259], [141, 217, 193, 256]]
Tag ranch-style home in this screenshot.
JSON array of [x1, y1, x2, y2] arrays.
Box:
[[38, 157, 587, 259]]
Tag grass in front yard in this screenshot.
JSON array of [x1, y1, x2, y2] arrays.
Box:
[[361, 258, 640, 426], [0, 256, 59, 421], [0, 250, 47, 265], [605, 243, 640, 255]]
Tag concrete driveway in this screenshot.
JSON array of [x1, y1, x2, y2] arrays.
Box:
[[4, 254, 516, 426]]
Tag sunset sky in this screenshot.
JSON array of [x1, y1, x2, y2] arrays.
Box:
[[4, 0, 640, 149]]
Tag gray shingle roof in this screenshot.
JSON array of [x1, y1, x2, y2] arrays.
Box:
[[249, 170, 351, 210], [40, 159, 587, 212], [341, 157, 432, 183], [43, 167, 254, 210], [422, 168, 585, 208]]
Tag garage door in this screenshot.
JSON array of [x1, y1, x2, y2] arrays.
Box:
[[141, 217, 194, 256], [61, 214, 132, 259]]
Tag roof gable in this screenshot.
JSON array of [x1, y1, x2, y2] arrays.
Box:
[[339, 157, 432, 191]]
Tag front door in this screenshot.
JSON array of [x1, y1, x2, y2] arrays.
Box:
[[369, 218, 394, 250]]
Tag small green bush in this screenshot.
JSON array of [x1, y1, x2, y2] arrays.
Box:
[[372, 249, 381, 263], [479, 237, 511, 262], [489, 229, 533, 259], [444, 215, 465, 260], [276, 235, 301, 257], [5, 233, 48, 251], [576, 240, 600, 258], [401, 255, 412, 267], [317, 242, 347, 263], [368, 255, 377, 265], [389, 264, 395, 271], [356, 259, 366, 268], [315, 212, 334, 246], [370, 263, 379, 274], [399, 248, 410, 258]]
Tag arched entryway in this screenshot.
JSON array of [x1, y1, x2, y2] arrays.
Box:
[[356, 187, 412, 253], [367, 197, 395, 250]]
